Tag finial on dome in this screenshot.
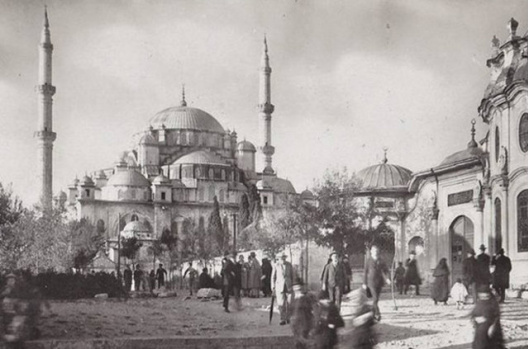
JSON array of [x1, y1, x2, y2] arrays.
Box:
[[508, 18, 519, 40], [44, 6, 49, 28], [491, 35, 500, 48], [264, 34, 268, 54], [180, 84, 187, 107], [468, 119, 478, 148], [381, 147, 388, 164]]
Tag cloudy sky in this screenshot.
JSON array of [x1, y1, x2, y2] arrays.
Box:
[[0, 0, 527, 205]]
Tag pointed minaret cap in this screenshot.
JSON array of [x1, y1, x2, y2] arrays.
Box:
[[261, 34, 270, 68], [41, 6, 51, 44], [467, 119, 478, 149], [180, 84, 187, 107], [44, 6, 50, 27]]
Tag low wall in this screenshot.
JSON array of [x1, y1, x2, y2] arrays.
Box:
[[26, 335, 295, 349]]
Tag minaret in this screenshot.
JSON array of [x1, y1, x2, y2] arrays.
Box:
[[34, 8, 57, 210], [258, 36, 275, 175]]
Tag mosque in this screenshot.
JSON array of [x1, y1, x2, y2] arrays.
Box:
[[35, 10, 527, 286], [353, 18, 528, 286], [35, 10, 308, 265]]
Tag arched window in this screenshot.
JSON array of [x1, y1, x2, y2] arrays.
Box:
[[198, 187, 205, 202], [495, 126, 500, 162], [518, 190, 528, 252], [209, 168, 214, 180], [131, 214, 139, 222], [96, 220, 105, 234], [219, 189, 225, 203], [495, 198, 502, 252], [208, 186, 215, 202], [520, 113, 528, 153]]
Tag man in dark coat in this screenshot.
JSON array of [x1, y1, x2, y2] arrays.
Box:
[[123, 265, 132, 292], [321, 252, 347, 311], [221, 253, 236, 313], [471, 285, 505, 349], [261, 258, 273, 297], [198, 267, 215, 289], [133, 264, 143, 291], [475, 245, 491, 289], [404, 251, 421, 295], [362, 245, 390, 322], [342, 255, 353, 294], [491, 248, 512, 303], [463, 249, 478, 303], [394, 262, 405, 295], [156, 263, 167, 289]]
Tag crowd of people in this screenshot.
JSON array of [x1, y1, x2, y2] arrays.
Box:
[[122, 263, 168, 293]]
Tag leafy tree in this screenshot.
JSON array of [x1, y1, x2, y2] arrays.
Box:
[[196, 216, 212, 262], [208, 196, 227, 255], [238, 194, 251, 229], [0, 183, 24, 226], [120, 237, 142, 262], [180, 218, 197, 261], [69, 218, 106, 271], [247, 184, 262, 225]]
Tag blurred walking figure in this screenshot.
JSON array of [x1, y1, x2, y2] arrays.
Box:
[[123, 265, 132, 292], [237, 255, 249, 297], [404, 251, 421, 295], [290, 281, 316, 349], [342, 255, 353, 294], [463, 249, 477, 304], [431, 258, 450, 305], [248, 252, 262, 297], [261, 258, 273, 297], [198, 268, 215, 289], [470, 285, 505, 349], [491, 248, 511, 303], [451, 278, 469, 310], [346, 288, 376, 349], [149, 270, 156, 292], [394, 262, 405, 295], [272, 253, 294, 325], [221, 253, 236, 313], [183, 262, 198, 296], [321, 252, 346, 311], [156, 263, 167, 289], [133, 264, 143, 291], [313, 298, 344, 349], [363, 245, 390, 322]]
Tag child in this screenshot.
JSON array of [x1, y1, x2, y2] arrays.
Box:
[[451, 278, 469, 310], [347, 288, 376, 349], [470, 285, 505, 349]]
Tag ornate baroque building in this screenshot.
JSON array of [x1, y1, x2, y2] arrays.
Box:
[[354, 18, 528, 286]]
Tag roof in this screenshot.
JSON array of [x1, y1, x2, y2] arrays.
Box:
[[256, 176, 296, 194], [300, 189, 315, 200], [152, 174, 171, 185], [357, 159, 412, 191], [106, 169, 151, 187], [237, 140, 256, 152], [79, 175, 95, 187], [172, 150, 229, 166], [139, 133, 157, 145], [439, 146, 485, 167], [149, 106, 225, 134]]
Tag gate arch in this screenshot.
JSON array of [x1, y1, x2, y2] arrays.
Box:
[[449, 215, 474, 284]]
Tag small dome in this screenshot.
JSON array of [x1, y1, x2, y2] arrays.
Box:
[[152, 174, 171, 185], [56, 190, 67, 200], [358, 157, 412, 190], [69, 176, 79, 187], [95, 170, 107, 180], [106, 169, 150, 187], [121, 220, 150, 239], [173, 150, 228, 166], [149, 106, 224, 134], [300, 189, 315, 200], [256, 177, 296, 194], [139, 133, 157, 145], [237, 140, 256, 152], [79, 175, 95, 187]]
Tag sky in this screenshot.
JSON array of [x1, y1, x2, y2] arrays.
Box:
[[0, 0, 527, 205]]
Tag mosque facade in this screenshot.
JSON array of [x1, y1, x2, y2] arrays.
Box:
[[355, 18, 528, 286]]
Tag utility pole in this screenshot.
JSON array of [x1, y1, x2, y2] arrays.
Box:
[[232, 213, 237, 253], [116, 213, 121, 282]]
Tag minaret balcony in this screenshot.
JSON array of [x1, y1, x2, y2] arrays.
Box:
[[34, 130, 57, 142], [258, 103, 274, 114], [36, 84, 56, 95], [259, 144, 275, 156]]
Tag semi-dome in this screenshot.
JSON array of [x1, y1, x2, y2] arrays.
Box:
[[257, 177, 296, 194], [237, 140, 256, 152], [173, 150, 228, 166], [149, 106, 224, 134], [152, 173, 171, 185], [139, 133, 157, 145], [106, 169, 150, 187], [79, 175, 95, 187], [121, 220, 151, 239], [358, 155, 412, 190]]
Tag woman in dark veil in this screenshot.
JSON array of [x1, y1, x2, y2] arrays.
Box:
[[431, 258, 450, 305]]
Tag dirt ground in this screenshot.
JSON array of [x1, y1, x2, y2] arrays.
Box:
[[36, 291, 528, 348]]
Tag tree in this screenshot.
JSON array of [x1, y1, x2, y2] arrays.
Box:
[[208, 196, 227, 255], [69, 218, 106, 271], [247, 184, 262, 225], [239, 194, 251, 229], [120, 237, 142, 263], [0, 183, 24, 227], [196, 216, 212, 262]]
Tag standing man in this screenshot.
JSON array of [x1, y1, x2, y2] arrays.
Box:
[[321, 252, 346, 311], [463, 249, 477, 304], [123, 265, 132, 292], [475, 244, 492, 290], [156, 263, 167, 289], [342, 255, 353, 294], [492, 248, 512, 303], [363, 245, 390, 322], [183, 262, 198, 296], [272, 253, 294, 325], [221, 253, 236, 313], [133, 264, 143, 292], [404, 251, 421, 296]]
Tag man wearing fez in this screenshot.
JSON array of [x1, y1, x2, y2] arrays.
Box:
[[476, 244, 492, 289], [463, 249, 478, 304], [492, 248, 512, 303], [221, 252, 236, 313], [321, 252, 347, 311], [272, 253, 294, 325]]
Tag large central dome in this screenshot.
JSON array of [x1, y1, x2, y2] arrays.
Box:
[[149, 105, 225, 134]]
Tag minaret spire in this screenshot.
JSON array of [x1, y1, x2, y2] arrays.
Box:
[[35, 7, 56, 210], [258, 35, 275, 174], [180, 84, 187, 107]]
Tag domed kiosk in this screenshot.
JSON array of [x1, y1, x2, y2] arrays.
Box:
[[357, 151, 412, 196]]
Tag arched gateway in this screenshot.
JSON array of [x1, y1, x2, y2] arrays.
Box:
[[449, 216, 474, 284]]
